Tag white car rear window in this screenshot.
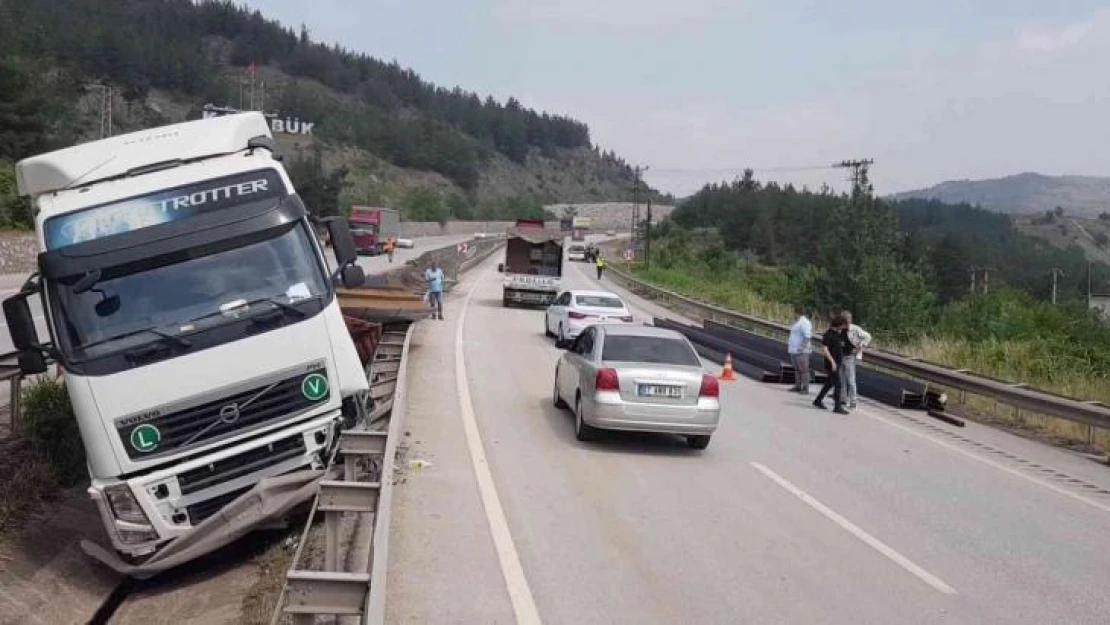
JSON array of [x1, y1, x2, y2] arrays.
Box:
[[576, 295, 623, 308]]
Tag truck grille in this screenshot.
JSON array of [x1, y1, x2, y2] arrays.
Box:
[[186, 486, 252, 526], [118, 369, 329, 459], [178, 434, 306, 495]]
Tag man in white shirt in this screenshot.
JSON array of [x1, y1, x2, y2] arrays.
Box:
[[787, 305, 813, 394], [840, 310, 872, 408]]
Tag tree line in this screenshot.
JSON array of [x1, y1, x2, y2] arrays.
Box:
[[0, 0, 631, 191], [658, 169, 1110, 339]]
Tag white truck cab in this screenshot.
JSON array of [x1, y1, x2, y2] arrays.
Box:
[[4, 113, 369, 561]]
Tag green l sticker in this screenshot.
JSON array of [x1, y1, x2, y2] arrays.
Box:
[[302, 373, 329, 401], [130, 424, 161, 453]]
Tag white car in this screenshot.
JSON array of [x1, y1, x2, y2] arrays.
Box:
[[545, 290, 633, 343], [567, 244, 588, 262], [395, 237, 415, 248]]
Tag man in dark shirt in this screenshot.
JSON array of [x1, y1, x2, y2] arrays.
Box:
[[813, 314, 850, 414]]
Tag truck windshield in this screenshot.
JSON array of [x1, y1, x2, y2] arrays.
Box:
[[50, 223, 328, 360]]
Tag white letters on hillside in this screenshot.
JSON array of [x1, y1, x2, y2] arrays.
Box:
[[202, 104, 315, 136]]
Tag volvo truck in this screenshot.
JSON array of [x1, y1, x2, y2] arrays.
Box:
[[498, 219, 564, 307], [3, 113, 370, 567]]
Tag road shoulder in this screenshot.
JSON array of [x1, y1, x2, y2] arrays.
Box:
[[385, 276, 515, 624]]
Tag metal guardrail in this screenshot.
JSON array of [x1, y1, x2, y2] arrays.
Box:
[[0, 350, 26, 436], [273, 237, 501, 623], [607, 265, 1110, 432]]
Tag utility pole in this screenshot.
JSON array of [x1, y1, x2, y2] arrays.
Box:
[[1051, 267, 1065, 305], [983, 266, 992, 294], [832, 158, 875, 197], [970, 266, 978, 294], [97, 84, 113, 138], [630, 166, 648, 259], [644, 198, 653, 269]]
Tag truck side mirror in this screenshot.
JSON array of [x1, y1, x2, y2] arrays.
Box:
[[3, 293, 48, 375], [4, 293, 40, 351], [341, 264, 366, 289], [497, 263, 504, 273], [326, 218, 359, 267]]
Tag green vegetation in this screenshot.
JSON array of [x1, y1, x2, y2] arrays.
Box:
[[21, 377, 86, 486], [0, 0, 654, 195], [642, 171, 1110, 404], [0, 377, 84, 534]]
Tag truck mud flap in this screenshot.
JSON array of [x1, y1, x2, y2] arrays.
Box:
[[81, 468, 334, 579]]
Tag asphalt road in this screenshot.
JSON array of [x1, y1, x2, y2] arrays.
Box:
[[388, 243, 1110, 624]]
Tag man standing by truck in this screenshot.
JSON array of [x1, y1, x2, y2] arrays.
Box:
[[425, 261, 445, 320], [595, 253, 606, 280]]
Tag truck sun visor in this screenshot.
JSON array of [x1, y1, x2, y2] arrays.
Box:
[[44, 169, 286, 250], [38, 195, 307, 280]]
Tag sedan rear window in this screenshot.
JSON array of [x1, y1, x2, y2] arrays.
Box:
[[601, 336, 701, 366], [569, 245, 586, 252], [576, 295, 623, 308]]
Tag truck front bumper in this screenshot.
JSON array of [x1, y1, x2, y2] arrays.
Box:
[[90, 410, 342, 558]]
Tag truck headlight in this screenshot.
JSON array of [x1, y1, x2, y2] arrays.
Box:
[[117, 528, 160, 545], [105, 484, 150, 524]]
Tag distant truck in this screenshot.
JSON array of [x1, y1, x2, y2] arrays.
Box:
[[349, 206, 400, 255], [499, 219, 564, 307]]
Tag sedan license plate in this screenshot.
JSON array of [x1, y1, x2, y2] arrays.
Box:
[[638, 384, 683, 398]]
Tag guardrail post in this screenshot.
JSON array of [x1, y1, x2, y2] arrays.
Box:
[[9, 372, 22, 437]]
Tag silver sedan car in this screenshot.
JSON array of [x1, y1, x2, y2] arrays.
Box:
[[552, 324, 721, 449]]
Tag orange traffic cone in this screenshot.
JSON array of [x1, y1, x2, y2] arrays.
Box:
[[718, 353, 737, 381]]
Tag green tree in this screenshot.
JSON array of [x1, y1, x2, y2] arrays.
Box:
[[287, 149, 346, 218], [400, 188, 448, 223]]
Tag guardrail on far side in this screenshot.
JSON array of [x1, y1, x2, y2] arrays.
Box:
[[605, 264, 1110, 434]]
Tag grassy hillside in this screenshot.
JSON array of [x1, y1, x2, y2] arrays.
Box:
[[890, 172, 1110, 218], [1014, 214, 1110, 265]]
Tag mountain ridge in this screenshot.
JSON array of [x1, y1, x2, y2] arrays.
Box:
[[889, 172, 1110, 217]]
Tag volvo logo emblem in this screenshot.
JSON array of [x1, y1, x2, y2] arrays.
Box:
[[218, 403, 241, 424]]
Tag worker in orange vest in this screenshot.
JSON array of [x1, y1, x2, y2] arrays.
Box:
[[384, 236, 396, 263]]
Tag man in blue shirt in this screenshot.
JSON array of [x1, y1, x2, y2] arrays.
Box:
[[787, 305, 813, 394], [424, 262, 445, 320]]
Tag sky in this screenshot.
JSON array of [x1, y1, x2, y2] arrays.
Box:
[[243, 0, 1110, 197]]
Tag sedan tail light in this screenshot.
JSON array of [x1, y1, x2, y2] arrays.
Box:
[[568, 310, 589, 319], [596, 368, 620, 391], [699, 374, 720, 398]]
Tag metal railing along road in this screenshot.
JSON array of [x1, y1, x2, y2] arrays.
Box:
[[0, 350, 26, 436], [606, 265, 1110, 433]]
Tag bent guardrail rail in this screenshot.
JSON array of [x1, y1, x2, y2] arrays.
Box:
[[607, 265, 1110, 432]]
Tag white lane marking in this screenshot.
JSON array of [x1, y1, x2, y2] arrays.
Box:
[[855, 405, 1110, 515], [751, 461, 957, 595], [455, 268, 544, 624]]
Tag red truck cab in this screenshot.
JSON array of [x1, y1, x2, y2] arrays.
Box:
[[349, 206, 401, 255]]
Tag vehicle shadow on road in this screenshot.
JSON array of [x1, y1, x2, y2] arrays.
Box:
[[533, 398, 702, 458]]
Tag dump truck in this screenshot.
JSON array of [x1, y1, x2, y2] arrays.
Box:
[[349, 206, 400, 256], [3, 113, 381, 573], [499, 219, 564, 307]]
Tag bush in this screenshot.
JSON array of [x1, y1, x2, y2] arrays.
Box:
[[21, 377, 86, 487]]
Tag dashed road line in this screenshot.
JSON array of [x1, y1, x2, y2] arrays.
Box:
[[751, 461, 958, 595]]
